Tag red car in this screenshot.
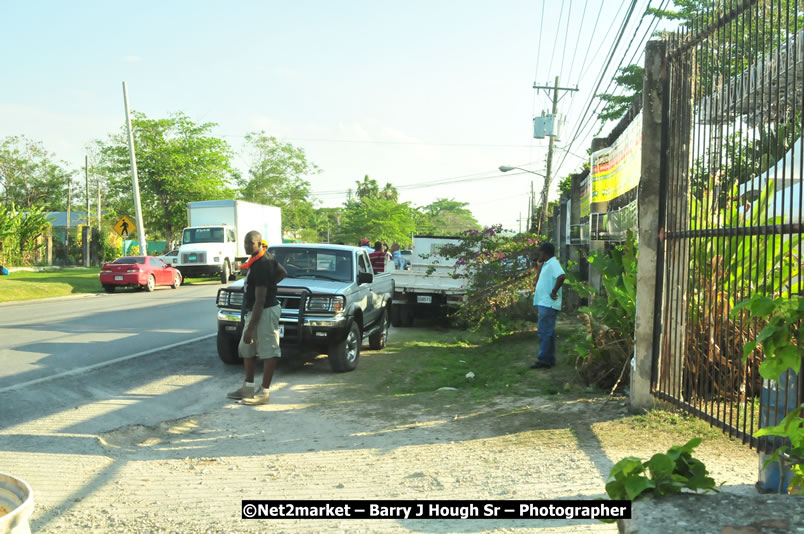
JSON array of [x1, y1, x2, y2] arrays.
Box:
[[100, 256, 182, 293]]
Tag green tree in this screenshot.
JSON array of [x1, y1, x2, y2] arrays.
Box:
[[337, 197, 417, 246], [237, 131, 319, 235], [355, 175, 379, 200], [96, 111, 236, 245], [420, 198, 479, 235], [596, 65, 644, 124], [0, 135, 76, 210]]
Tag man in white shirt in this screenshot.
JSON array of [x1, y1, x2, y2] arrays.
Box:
[[531, 242, 566, 369]]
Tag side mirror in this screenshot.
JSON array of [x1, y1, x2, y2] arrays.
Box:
[[357, 272, 373, 285]]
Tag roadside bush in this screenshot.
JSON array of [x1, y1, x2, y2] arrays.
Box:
[[436, 225, 543, 338], [0, 204, 51, 266], [565, 232, 637, 391]]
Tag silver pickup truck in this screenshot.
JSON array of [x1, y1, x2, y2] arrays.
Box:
[[215, 244, 394, 372]]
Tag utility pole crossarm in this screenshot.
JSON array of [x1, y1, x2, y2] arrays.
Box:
[[532, 82, 579, 103]]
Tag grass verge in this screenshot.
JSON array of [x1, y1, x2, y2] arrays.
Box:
[[0, 268, 101, 303]]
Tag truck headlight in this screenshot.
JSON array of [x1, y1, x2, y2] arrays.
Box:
[[307, 296, 344, 313]]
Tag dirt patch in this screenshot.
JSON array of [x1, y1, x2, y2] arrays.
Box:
[[0, 329, 763, 533]]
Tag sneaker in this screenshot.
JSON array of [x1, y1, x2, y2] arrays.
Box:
[[530, 361, 553, 369], [227, 383, 255, 400], [240, 386, 270, 405]]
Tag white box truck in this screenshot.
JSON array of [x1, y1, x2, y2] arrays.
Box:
[[390, 235, 468, 326], [176, 200, 282, 284]]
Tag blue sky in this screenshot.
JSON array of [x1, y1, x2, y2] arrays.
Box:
[[1, 1, 658, 232]]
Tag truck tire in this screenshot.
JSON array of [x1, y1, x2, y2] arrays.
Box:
[[391, 303, 404, 327], [216, 330, 241, 365], [328, 322, 361, 372], [368, 309, 389, 350], [220, 261, 230, 284]]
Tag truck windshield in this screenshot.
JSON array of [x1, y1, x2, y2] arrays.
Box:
[[269, 248, 353, 282], [183, 227, 224, 244]]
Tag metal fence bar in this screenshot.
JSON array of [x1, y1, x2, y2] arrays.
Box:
[[651, 0, 803, 456]]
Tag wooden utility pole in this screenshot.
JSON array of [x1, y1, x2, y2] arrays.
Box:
[[532, 76, 578, 234]]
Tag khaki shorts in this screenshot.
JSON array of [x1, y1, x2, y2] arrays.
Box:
[[238, 304, 282, 360]]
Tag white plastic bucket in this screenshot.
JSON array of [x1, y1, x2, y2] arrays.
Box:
[[0, 473, 33, 534]]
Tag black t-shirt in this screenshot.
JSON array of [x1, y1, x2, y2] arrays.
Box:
[[243, 254, 281, 311]]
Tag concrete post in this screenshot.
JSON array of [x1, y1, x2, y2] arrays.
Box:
[[46, 233, 53, 266], [82, 226, 91, 267], [631, 40, 667, 413]]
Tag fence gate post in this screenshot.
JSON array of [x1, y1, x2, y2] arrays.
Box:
[[632, 40, 667, 412]]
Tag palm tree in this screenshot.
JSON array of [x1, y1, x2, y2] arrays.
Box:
[[380, 182, 398, 202], [355, 175, 379, 200]]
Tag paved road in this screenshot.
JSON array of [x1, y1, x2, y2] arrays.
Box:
[[0, 283, 223, 390]]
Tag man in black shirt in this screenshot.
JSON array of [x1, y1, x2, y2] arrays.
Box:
[[227, 230, 287, 405]]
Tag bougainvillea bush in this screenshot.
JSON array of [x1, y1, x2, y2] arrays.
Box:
[[435, 225, 544, 337]]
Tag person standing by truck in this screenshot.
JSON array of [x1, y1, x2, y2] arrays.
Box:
[[369, 241, 387, 273], [391, 243, 408, 270], [227, 230, 287, 405], [530, 242, 565, 369]]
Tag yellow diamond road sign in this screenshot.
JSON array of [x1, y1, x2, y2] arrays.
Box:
[[114, 216, 136, 237]]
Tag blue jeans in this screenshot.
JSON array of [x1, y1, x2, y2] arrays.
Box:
[[536, 306, 558, 366]]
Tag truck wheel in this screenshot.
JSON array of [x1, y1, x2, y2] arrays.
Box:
[[369, 309, 389, 350], [220, 261, 230, 284], [144, 275, 155, 292], [391, 304, 403, 327], [103, 284, 116, 293], [216, 330, 241, 365], [328, 322, 361, 372]]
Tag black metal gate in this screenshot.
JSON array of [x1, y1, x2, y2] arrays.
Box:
[[652, 0, 803, 452]]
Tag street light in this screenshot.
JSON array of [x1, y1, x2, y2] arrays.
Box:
[[498, 165, 545, 176], [499, 166, 546, 233]]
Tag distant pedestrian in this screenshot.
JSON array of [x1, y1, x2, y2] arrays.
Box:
[[530, 242, 565, 369], [369, 241, 387, 273], [227, 230, 287, 405], [391, 243, 408, 270], [360, 237, 373, 254]]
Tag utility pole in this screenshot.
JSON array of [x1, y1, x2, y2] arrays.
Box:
[[66, 178, 71, 262], [122, 81, 147, 256], [85, 155, 90, 225], [532, 76, 578, 235]]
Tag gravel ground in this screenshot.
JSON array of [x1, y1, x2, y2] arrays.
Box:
[[0, 336, 759, 533]]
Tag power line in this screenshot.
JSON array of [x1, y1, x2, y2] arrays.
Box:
[[221, 134, 540, 149], [310, 169, 536, 198], [546, 0, 566, 81], [533, 0, 546, 82], [555, 0, 668, 176], [550, 0, 639, 178], [559, 0, 574, 82], [566, 0, 589, 84]]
